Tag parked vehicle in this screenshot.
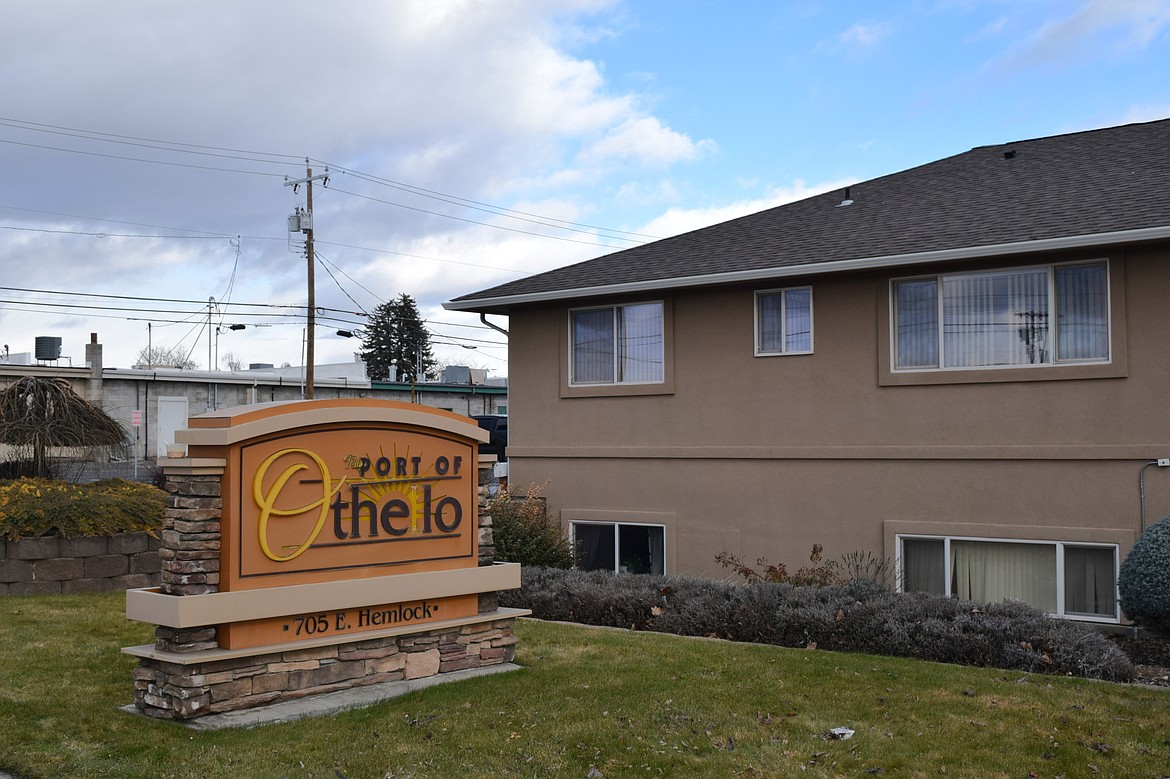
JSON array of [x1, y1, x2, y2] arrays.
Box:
[[471, 414, 507, 461]]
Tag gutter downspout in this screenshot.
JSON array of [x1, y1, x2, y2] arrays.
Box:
[[479, 313, 508, 337], [1138, 459, 1170, 532]]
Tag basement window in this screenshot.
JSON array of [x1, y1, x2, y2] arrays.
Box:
[[572, 522, 665, 575], [899, 535, 1118, 621]]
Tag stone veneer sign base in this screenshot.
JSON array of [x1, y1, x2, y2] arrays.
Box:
[[124, 608, 527, 721], [122, 660, 523, 731]]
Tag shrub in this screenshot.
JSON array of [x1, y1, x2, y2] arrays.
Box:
[[1119, 515, 1170, 637], [502, 566, 1134, 682], [489, 483, 575, 569], [715, 544, 848, 587], [716, 545, 894, 590], [0, 478, 165, 540]]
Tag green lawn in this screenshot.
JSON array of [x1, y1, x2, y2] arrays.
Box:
[[0, 592, 1167, 778]]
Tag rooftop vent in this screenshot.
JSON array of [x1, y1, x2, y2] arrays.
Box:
[[1003, 150, 1017, 160], [837, 186, 854, 207]]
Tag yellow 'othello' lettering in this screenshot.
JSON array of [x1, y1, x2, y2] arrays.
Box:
[[254, 448, 346, 562]]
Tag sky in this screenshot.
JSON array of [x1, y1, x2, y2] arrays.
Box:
[[1, 0, 1168, 376]]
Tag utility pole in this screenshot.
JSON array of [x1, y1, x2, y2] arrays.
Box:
[[285, 160, 328, 399], [207, 297, 215, 412]]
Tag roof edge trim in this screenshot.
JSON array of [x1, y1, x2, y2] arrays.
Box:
[[444, 225, 1170, 312]]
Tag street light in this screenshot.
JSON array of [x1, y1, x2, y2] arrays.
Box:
[[215, 324, 247, 370], [212, 324, 247, 410]]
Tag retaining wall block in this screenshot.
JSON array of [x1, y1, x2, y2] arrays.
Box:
[[130, 550, 161, 574], [84, 554, 130, 578], [108, 532, 150, 554], [0, 558, 34, 584], [114, 573, 158, 590], [9, 536, 60, 560], [9, 580, 61, 595], [34, 557, 85, 581], [62, 578, 114, 594], [59, 536, 109, 558]]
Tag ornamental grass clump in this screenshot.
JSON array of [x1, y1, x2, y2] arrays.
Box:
[[0, 477, 165, 540], [502, 566, 1134, 682], [1118, 515, 1170, 637]]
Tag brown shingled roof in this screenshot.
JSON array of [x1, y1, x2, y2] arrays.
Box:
[[447, 118, 1170, 313]]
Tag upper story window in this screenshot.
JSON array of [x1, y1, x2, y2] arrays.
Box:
[[892, 261, 1109, 371], [570, 301, 664, 385], [756, 286, 812, 355]]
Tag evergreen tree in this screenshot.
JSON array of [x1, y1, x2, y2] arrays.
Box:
[[360, 293, 435, 382]]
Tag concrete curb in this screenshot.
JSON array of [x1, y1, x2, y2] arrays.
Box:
[[119, 662, 523, 730]]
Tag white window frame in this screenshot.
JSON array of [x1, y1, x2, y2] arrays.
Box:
[[890, 260, 1111, 373], [568, 301, 665, 386], [895, 533, 1120, 623], [754, 286, 813, 356], [570, 520, 667, 575]]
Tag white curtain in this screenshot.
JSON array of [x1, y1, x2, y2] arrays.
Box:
[[784, 288, 812, 352], [758, 289, 811, 353], [1055, 264, 1109, 361], [617, 303, 663, 383], [894, 279, 939, 368], [943, 269, 1048, 368], [571, 309, 614, 383], [758, 292, 784, 352], [952, 541, 1056, 612]]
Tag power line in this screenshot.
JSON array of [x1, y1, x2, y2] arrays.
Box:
[[329, 185, 632, 248], [0, 137, 290, 179], [0, 285, 360, 315], [0, 116, 652, 248], [0, 217, 531, 277], [0, 204, 238, 238], [335, 167, 657, 243], [0, 224, 228, 241], [314, 251, 376, 313], [0, 117, 306, 162]]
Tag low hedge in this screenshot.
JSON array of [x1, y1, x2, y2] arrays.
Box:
[[503, 567, 1134, 682], [0, 478, 165, 541]]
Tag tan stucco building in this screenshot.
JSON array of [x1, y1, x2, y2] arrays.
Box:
[[447, 118, 1170, 623]]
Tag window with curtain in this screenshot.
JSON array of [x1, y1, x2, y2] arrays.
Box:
[[572, 522, 665, 575], [570, 302, 664, 385], [898, 535, 1118, 620], [893, 261, 1109, 371], [1064, 545, 1117, 617], [756, 287, 813, 355], [951, 540, 1056, 613], [758, 287, 814, 355]]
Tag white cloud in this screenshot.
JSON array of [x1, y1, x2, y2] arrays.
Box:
[[0, 0, 717, 371], [999, 0, 1170, 70], [1120, 103, 1170, 124], [839, 21, 893, 49], [613, 179, 683, 207], [638, 179, 852, 239], [580, 116, 717, 167]]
